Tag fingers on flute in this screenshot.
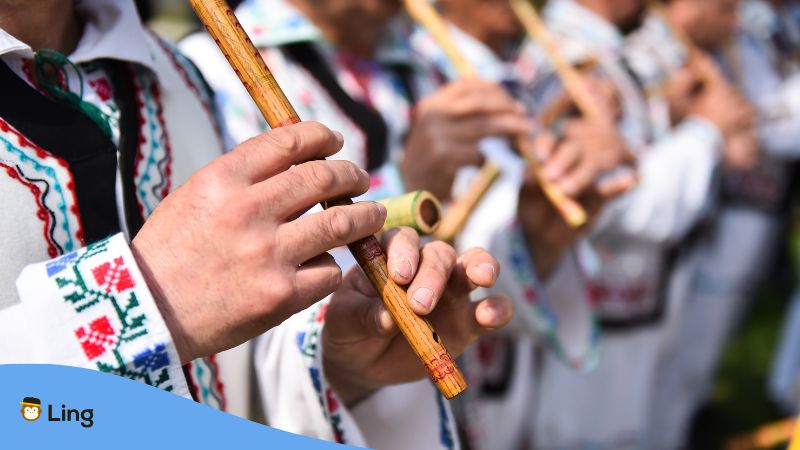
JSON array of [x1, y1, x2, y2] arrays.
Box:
[[529, 132, 558, 162], [542, 140, 581, 182], [328, 269, 397, 340], [252, 159, 369, 220], [597, 170, 638, 200], [293, 253, 343, 309], [557, 157, 596, 198], [429, 294, 514, 353], [278, 202, 387, 266], [221, 122, 344, 184], [381, 227, 421, 285], [435, 248, 499, 312], [448, 114, 533, 142], [442, 79, 522, 117], [472, 295, 515, 334], [406, 241, 457, 315]]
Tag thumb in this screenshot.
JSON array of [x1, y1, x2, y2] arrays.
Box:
[[325, 268, 398, 342]]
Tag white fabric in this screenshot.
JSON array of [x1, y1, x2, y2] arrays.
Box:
[[412, 20, 598, 450], [517, 2, 723, 448]]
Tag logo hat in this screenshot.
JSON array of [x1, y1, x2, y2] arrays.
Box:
[[20, 397, 41, 407]]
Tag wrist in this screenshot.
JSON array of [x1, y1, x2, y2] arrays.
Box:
[[322, 356, 378, 408], [130, 235, 193, 365]]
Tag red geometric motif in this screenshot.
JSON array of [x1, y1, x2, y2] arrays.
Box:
[[89, 78, 112, 102], [75, 316, 116, 360], [325, 387, 340, 413], [523, 286, 538, 305], [91, 257, 136, 293], [315, 303, 328, 323]]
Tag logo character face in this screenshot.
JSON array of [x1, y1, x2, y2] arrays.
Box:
[[20, 397, 42, 422]]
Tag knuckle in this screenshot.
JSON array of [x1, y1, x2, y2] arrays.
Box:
[[326, 208, 356, 241], [428, 240, 457, 264], [304, 162, 337, 192], [263, 127, 302, 158]]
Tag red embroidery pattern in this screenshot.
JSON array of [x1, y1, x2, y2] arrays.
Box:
[[0, 162, 58, 257], [149, 31, 222, 140], [91, 257, 136, 293], [128, 65, 173, 217], [75, 316, 117, 360], [426, 352, 457, 381], [0, 118, 85, 249], [89, 78, 112, 102]]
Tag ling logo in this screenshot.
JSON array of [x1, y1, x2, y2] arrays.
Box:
[[20, 397, 42, 421], [19, 396, 94, 428]]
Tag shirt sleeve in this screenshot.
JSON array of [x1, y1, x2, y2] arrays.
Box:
[[6, 233, 190, 397], [254, 301, 459, 449], [594, 117, 722, 244]]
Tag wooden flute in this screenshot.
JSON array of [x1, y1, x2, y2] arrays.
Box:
[[404, 0, 587, 237], [648, 1, 722, 87], [189, 0, 467, 399], [510, 0, 605, 121]]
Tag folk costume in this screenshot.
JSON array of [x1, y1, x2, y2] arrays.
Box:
[[0, 1, 457, 448], [181, 1, 468, 448], [632, 4, 800, 446], [411, 20, 598, 450], [515, 1, 725, 448], [740, 0, 800, 414], [0, 0, 232, 410]]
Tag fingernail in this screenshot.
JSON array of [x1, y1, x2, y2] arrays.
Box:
[[373, 201, 387, 218], [393, 256, 413, 280], [478, 262, 497, 282], [487, 302, 509, 327], [412, 287, 434, 311], [332, 130, 344, 145]]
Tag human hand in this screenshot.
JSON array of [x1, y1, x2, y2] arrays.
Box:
[[131, 122, 387, 364], [322, 227, 513, 406], [402, 79, 532, 200], [519, 131, 636, 277]]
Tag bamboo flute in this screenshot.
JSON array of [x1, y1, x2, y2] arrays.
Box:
[[379, 190, 443, 235], [649, 1, 720, 86], [404, 0, 587, 240], [189, 0, 467, 399], [510, 0, 604, 121]]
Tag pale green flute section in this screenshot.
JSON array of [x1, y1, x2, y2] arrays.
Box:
[[378, 190, 443, 235]]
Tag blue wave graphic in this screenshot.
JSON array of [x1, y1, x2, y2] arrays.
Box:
[[0, 364, 361, 448]]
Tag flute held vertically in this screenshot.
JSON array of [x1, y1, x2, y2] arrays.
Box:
[[189, 0, 467, 399]]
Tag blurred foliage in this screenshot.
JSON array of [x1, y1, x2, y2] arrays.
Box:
[[689, 220, 799, 449]]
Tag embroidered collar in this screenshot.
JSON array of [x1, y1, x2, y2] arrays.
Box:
[[236, 0, 417, 66], [0, 0, 156, 72], [545, 0, 626, 57]]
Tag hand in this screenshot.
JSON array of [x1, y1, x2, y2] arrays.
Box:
[[401, 79, 532, 200], [538, 120, 636, 197], [724, 128, 760, 170], [131, 122, 387, 364], [519, 132, 636, 277], [583, 74, 622, 121], [322, 227, 513, 406], [665, 65, 702, 124], [688, 56, 756, 140]]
